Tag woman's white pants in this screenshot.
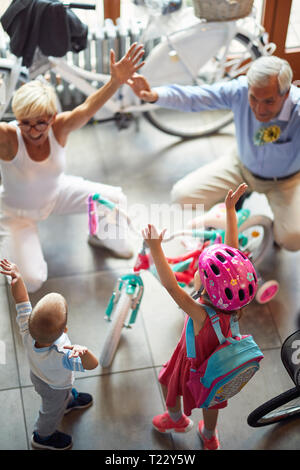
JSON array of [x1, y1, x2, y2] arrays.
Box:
[[0, 175, 128, 293]]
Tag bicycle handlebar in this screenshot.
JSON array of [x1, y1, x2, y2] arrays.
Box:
[[88, 193, 248, 246], [163, 229, 218, 242], [91, 193, 115, 210], [90, 194, 220, 240], [64, 2, 96, 9]]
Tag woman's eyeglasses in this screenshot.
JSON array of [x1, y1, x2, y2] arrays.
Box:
[[18, 120, 52, 132]]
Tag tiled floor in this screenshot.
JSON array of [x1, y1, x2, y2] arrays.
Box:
[[1, 115, 300, 452]]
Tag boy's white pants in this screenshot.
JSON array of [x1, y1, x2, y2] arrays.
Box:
[[0, 175, 128, 293]]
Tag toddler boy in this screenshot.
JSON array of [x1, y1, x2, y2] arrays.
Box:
[[0, 258, 98, 450]]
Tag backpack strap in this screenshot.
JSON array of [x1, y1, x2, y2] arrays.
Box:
[[186, 317, 196, 358], [186, 305, 225, 359], [229, 314, 241, 339], [185, 305, 242, 359], [204, 304, 241, 339], [202, 305, 227, 344]]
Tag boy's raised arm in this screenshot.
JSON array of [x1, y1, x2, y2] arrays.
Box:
[[0, 259, 29, 304]]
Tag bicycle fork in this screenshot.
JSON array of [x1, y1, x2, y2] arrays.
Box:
[[105, 273, 144, 327]]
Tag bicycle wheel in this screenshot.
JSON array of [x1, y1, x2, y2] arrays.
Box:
[[255, 280, 279, 304], [238, 214, 273, 267], [247, 387, 300, 427], [99, 289, 133, 368], [144, 33, 261, 138]]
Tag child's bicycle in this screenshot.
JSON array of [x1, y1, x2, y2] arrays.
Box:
[[247, 330, 300, 427], [87, 193, 279, 368]]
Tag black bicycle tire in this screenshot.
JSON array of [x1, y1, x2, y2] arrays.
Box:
[[238, 214, 273, 267], [99, 289, 133, 368], [143, 33, 261, 138], [247, 387, 300, 427]]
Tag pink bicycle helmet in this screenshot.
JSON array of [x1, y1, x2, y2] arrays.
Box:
[[198, 244, 258, 311]]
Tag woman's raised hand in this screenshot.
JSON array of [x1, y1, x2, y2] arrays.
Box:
[[110, 43, 145, 85]]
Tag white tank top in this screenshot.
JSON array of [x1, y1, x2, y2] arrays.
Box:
[[0, 122, 66, 213]]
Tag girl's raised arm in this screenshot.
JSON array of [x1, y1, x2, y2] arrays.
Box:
[[224, 183, 248, 249], [142, 225, 206, 327]]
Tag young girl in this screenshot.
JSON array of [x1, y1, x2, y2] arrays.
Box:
[[142, 183, 258, 450]]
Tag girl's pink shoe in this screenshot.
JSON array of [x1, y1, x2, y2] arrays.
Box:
[[152, 411, 193, 433], [198, 420, 220, 450]]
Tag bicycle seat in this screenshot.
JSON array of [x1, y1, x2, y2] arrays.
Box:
[[281, 330, 300, 387], [162, 0, 182, 14]]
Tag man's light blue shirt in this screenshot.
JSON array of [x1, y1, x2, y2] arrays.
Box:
[[155, 76, 300, 178]]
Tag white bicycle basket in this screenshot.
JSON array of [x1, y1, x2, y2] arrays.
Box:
[[193, 0, 254, 21]]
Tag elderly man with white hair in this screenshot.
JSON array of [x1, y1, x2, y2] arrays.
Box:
[[129, 56, 300, 252]]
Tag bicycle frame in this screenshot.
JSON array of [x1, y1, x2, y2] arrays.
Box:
[[142, 18, 238, 86], [0, 6, 275, 122], [46, 18, 272, 118]]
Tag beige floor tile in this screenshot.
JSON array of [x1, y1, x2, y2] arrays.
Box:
[[0, 388, 28, 450], [2, 116, 300, 450], [22, 371, 174, 451], [0, 285, 19, 390], [220, 348, 300, 450]]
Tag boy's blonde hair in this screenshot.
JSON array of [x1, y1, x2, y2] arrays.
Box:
[[12, 80, 57, 120], [29, 292, 68, 344]]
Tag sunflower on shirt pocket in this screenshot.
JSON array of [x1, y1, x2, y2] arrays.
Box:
[[253, 125, 281, 146]]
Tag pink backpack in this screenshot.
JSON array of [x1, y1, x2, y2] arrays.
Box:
[[186, 305, 264, 408]]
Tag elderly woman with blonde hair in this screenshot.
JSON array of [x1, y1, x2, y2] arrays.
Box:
[[0, 43, 144, 292]]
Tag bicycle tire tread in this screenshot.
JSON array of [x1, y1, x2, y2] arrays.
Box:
[[247, 387, 300, 427]]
